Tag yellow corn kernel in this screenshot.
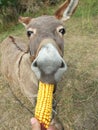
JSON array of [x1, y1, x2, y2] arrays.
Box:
[[35, 81, 54, 129]]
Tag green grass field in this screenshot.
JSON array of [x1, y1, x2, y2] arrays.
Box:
[[0, 0, 98, 130]]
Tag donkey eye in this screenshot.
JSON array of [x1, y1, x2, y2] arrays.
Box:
[[27, 31, 34, 37], [57, 26, 66, 37], [59, 28, 66, 35]]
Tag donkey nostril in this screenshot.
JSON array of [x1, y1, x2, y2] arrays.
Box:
[[60, 61, 65, 68], [33, 61, 38, 67]]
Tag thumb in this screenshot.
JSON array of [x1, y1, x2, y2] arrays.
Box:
[[31, 118, 41, 130], [48, 125, 57, 130]]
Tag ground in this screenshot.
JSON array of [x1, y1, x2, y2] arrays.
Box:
[[0, 16, 98, 130]]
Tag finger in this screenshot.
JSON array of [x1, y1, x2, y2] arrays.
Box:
[[31, 118, 41, 130], [48, 125, 57, 130]]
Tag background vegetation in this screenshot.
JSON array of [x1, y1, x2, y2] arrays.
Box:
[[0, 0, 62, 30], [0, 0, 97, 31], [0, 0, 98, 130]]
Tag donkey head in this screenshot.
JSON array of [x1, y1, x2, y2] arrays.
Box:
[[19, 0, 79, 84]]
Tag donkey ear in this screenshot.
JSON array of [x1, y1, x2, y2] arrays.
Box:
[[55, 0, 79, 21], [19, 16, 32, 27]]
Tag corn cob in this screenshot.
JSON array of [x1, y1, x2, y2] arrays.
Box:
[[35, 81, 54, 129]]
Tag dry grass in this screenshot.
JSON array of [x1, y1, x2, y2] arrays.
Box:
[[0, 16, 98, 130], [55, 17, 98, 130]]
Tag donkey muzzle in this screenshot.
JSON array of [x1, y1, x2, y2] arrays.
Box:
[[31, 39, 67, 84]]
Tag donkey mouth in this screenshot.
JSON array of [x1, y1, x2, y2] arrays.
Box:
[[31, 40, 67, 84]]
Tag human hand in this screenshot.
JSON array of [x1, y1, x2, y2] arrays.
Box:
[[31, 118, 41, 130], [31, 118, 58, 130]]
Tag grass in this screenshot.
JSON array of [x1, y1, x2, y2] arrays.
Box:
[[0, 0, 98, 130], [55, 17, 98, 130], [0, 24, 25, 42]]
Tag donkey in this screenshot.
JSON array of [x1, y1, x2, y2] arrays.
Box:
[[1, 0, 79, 129]]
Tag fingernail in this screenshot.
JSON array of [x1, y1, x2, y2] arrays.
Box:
[[30, 118, 37, 124]]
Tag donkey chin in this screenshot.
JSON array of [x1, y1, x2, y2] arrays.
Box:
[[31, 38, 67, 84]]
